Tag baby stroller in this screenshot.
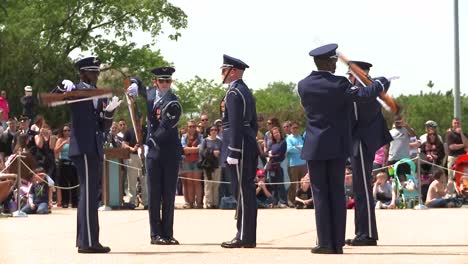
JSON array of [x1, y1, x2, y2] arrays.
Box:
[[393, 158, 420, 208], [453, 154, 468, 203]]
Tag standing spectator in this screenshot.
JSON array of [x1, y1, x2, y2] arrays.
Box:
[[34, 122, 55, 176], [265, 127, 287, 208], [295, 174, 314, 209], [0, 90, 9, 128], [107, 122, 120, 148], [117, 119, 127, 145], [420, 120, 443, 144], [0, 118, 17, 157], [373, 145, 389, 177], [55, 124, 78, 208], [282, 121, 291, 136], [196, 122, 204, 135], [388, 115, 416, 165], [20, 86, 37, 122], [286, 121, 307, 206], [199, 126, 222, 209], [30, 115, 45, 133], [181, 120, 203, 208], [445, 118, 468, 180], [200, 114, 210, 138], [263, 118, 280, 153], [122, 126, 147, 208]]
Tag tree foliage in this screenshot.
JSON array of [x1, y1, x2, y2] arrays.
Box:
[[0, 0, 187, 127]]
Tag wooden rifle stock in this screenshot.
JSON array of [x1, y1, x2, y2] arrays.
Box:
[[338, 52, 400, 114]]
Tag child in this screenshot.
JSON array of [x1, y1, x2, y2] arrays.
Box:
[[255, 169, 274, 208], [425, 169, 459, 208], [373, 172, 396, 209], [294, 174, 313, 209], [21, 167, 54, 214]]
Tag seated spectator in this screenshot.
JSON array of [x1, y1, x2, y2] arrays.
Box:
[[373, 172, 396, 209], [345, 167, 355, 209], [21, 167, 54, 214], [295, 174, 313, 209], [255, 169, 274, 208], [425, 169, 459, 208]]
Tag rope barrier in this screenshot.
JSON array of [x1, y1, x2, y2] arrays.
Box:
[[19, 159, 80, 190]]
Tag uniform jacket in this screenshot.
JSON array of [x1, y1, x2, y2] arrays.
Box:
[[54, 81, 114, 158], [133, 78, 182, 160], [298, 71, 388, 161], [351, 95, 393, 156], [221, 79, 259, 163]]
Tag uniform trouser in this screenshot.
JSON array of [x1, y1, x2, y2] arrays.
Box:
[[226, 153, 258, 244], [71, 154, 101, 248], [350, 142, 378, 240], [204, 167, 221, 207], [127, 153, 148, 206], [146, 155, 179, 239], [307, 158, 346, 249]]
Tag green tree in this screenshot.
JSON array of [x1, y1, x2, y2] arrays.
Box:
[[0, 0, 187, 127]]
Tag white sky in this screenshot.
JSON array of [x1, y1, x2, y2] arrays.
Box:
[[138, 0, 467, 96]]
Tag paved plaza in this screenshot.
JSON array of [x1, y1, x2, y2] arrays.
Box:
[[1, 201, 467, 264]]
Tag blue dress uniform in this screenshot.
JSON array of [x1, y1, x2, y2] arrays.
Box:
[[220, 55, 259, 248], [130, 66, 182, 245], [298, 44, 389, 254], [347, 61, 393, 246], [55, 57, 115, 253]]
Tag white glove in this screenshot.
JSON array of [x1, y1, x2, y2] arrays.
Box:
[[62, 79, 75, 92], [105, 96, 122, 112], [127, 83, 138, 97], [227, 157, 239, 165]]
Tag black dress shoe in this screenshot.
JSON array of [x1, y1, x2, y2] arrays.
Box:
[[335, 247, 343, 254], [221, 238, 256, 248], [78, 245, 111, 254], [151, 236, 169, 245], [166, 237, 180, 245], [346, 237, 377, 246], [311, 246, 336, 254]]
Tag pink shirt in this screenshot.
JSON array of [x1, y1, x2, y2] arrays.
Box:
[[0, 97, 9, 120], [373, 146, 386, 165]]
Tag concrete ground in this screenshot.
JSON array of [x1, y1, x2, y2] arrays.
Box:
[[1, 197, 467, 264]]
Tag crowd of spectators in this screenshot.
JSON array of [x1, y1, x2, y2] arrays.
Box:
[[1, 85, 467, 216]]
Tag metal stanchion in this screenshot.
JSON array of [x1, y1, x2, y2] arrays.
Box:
[[12, 153, 27, 217], [414, 156, 427, 210], [99, 155, 111, 211]]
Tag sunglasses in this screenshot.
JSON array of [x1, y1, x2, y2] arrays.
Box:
[[267, 122, 272, 125], [291, 126, 299, 129], [188, 125, 196, 128], [156, 79, 172, 83], [63, 129, 70, 132], [201, 119, 208, 121]]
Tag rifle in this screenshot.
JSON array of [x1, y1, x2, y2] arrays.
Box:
[[39, 88, 114, 107], [124, 79, 146, 178], [338, 52, 401, 115]]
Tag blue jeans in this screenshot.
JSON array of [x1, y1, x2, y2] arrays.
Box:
[[21, 203, 49, 214], [268, 167, 287, 205], [426, 198, 456, 208]]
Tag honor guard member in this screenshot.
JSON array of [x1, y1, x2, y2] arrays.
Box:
[[59, 56, 121, 253], [346, 61, 392, 246], [219, 55, 259, 248], [298, 44, 389, 254], [127, 66, 182, 245]]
